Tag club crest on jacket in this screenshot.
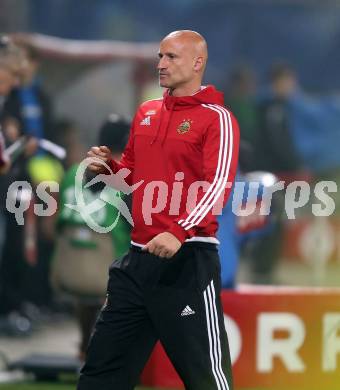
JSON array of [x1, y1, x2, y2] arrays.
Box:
[[177, 119, 193, 134]]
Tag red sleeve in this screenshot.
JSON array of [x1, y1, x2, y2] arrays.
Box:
[[167, 108, 240, 243], [107, 116, 136, 185]]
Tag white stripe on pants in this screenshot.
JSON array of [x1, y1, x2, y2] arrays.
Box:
[[203, 280, 230, 390]]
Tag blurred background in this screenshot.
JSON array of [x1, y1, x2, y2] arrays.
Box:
[[0, 0, 340, 389]]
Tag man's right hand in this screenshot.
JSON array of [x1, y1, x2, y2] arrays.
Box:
[[87, 145, 112, 173]]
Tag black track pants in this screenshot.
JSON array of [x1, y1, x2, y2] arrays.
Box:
[[77, 242, 233, 390]]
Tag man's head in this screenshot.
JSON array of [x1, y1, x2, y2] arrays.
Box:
[[157, 30, 208, 95], [229, 65, 257, 98], [269, 62, 297, 98], [98, 114, 130, 160], [19, 44, 40, 85], [0, 36, 25, 97]]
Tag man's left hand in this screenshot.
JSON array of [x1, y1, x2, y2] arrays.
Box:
[[142, 232, 182, 258]]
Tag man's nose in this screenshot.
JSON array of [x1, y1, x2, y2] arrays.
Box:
[[157, 57, 166, 70]]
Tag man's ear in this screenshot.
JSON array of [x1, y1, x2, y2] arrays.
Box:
[[194, 56, 204, 72]]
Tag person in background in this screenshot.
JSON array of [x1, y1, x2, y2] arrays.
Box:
[[2, 43, 53, 148], [224, 65, 258, 170], [255, 63, 301, 174], [0, 36, 33, 336], [238, 63, 301, 284], [51, 114, 131, 360], [217, 172, 280, 288], [0, 35, 25, 173], [284, 67, 340, 216], [0, 40, 59, 335]]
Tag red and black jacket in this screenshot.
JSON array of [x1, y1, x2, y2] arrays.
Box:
[[109, 85, 240, 245]]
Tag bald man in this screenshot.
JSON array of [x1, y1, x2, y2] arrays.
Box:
[[78, 30, 239, 390]]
